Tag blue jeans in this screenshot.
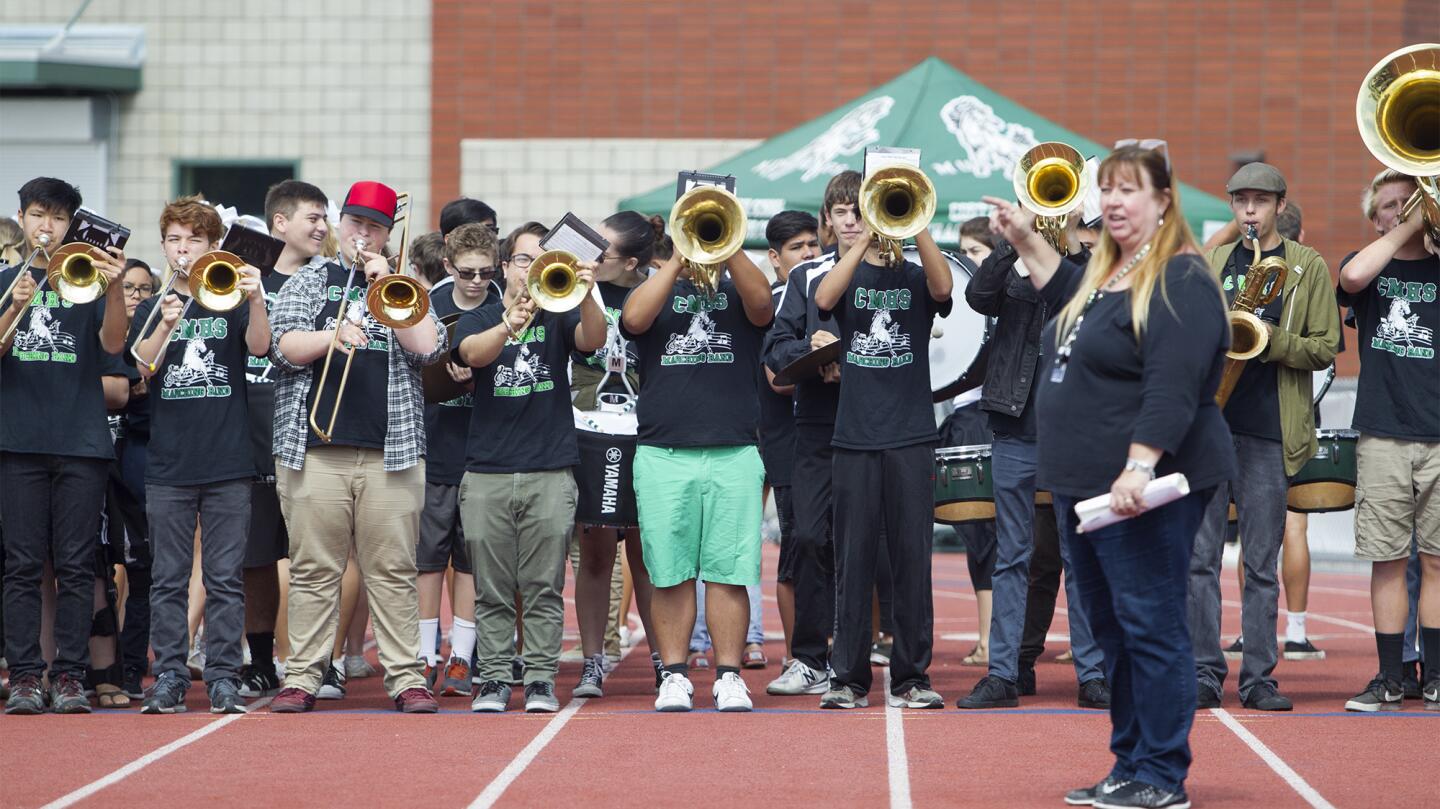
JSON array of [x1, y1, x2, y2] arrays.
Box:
[[1055, 488, 1212, 793], [990, 436, 1104, 685], [691, 581, 764, 650]]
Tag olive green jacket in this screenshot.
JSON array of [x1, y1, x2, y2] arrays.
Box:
[[1206, 239, 1342, 476]]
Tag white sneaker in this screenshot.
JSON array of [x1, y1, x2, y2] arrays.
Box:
[[766, 659, 829, 696], [344, 655, 377, 679], [713, 671, 753, 712], [655, 671, 694, 712]]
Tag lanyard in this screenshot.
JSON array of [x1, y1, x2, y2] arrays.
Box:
[[1050, 244, 1151, 384]]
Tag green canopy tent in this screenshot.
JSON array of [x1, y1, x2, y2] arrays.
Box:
[[619, 57, 1233, 247]]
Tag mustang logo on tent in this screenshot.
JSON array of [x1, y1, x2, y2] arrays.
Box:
[[935, 95, 1039, 180], [753, 96, 895, 183]]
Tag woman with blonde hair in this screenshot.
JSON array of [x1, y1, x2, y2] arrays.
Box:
[[985, 142, 1236, 809], [0, 218, 26, 266]]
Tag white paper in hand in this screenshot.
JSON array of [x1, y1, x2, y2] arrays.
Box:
[[1074, 473, 1191, 534]]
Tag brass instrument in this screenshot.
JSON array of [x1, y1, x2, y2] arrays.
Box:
[[0, 233, 51, 344], [1357, 43, 1440, 243], [1014, 142, 1088, 254], [309, 193, 431, 442], [859, 164, 936, 266], [1215, 225, 1288, 408], [1, 235, 113, 344], [500, 249, 589, 338], [669, 185, 746, 295], [129, 250, 249, 372]]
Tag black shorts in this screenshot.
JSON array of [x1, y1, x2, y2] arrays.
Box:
[[244, 479, 289, 569], [418, 482, 471, 574]]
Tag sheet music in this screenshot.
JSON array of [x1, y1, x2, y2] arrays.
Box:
[[1074, 473, 1191, 533], [540, 213, 607, 263], [864, 146, 921, 179]]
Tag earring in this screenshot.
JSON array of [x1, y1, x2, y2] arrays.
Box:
[[1158, 214, 1165, 227]]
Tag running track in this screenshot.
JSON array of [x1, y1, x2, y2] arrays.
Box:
[[2, 547, 1433, 808]]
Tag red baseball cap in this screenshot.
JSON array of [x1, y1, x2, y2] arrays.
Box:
[[341, 181, 398, 229]]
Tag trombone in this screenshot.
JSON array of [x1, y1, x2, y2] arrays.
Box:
[[500, 249, 591, 338], [129, 250, 250, 373], [1014, 142, 1089, 254], [308, 193, 430, 442], [859, 164, 936, 267], [1357, 43, 1440, 244], [0, 234, 111, 344], [669, 184, 746, 296]]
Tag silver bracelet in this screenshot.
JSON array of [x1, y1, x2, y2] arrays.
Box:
[[1124, 458, 1156, 479]]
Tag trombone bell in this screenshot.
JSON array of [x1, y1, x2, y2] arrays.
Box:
[[366, 274, 430, 329], [528, 250, 588, 312], [670, 186, 747, 267], [859, 165, 937, 241], [190, 250, 246, 312], [47, 242, 109, 305], [1357, 44, 1440, 176], [1014, 142, 1088, 254]]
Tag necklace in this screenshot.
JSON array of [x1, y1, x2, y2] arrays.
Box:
[[1050, 242, 1153, 384]]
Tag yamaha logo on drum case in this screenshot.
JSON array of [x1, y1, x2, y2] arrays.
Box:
[[603, 446, 625, 515], [605, 447, 623, 464]]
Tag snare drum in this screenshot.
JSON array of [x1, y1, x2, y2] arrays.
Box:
[[1288, 429, 1359, 513], [574, 407, 639, 527], [934, 444, 995, 525]]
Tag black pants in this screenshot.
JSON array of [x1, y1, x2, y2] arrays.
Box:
[[831, 444, 935, 695], [1, 452, 110, 680], [1019, 505, 1061, 670], [110, 441, 152, 676], [789, 424, 837, 671]]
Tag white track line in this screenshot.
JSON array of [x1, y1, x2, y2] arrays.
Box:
[[883, 668, 913, 809], [1220, 599, 1374, 633], [40, 697, 273, 809], [1212, 708, 1336, 809]]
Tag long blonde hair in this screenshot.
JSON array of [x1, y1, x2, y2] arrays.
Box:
[[1055, 146, 1220, 343], [0, 218, 24, 266]]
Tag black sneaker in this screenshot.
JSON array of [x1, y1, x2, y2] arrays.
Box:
[[141, 671, 189, 714], [208, 678, 247, 714], [524, 680, 559, 713], [1282, 639, 1325, 660], [1196, 681, 1221, 710], [1241, 683, 1293, 711], [1222, 637, 1243, 659], [1344, 675, 1403, 712], [956, 675, 1019, 709], [1401, 660, 1422, 700], [238, 663, 281, 698], [574, 654, 605, 699], [316, 662, 347, 700], [122, 666, 147, 701], [1066, 776, 1130, 806], [1094, 780, 1190, 809], [1423, 678, 1439, 711], [1017, 666, 1037, 697], [4, 673, 47, 715], [51, 673, 92, 714], [1078, 678, 1111, 710]]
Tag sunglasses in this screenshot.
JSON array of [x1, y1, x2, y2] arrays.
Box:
[[1113, 138, 1171, 174]]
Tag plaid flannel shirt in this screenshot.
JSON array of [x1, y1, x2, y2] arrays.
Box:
[[268, 259, 447, 472]]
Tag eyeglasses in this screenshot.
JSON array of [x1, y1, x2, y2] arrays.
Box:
[[599, 252, 624, 264], [453, 266, 498, 282], [122, 282, 155, 297], [509, 253, 535, 269], [1114, 138, 1171, 174]]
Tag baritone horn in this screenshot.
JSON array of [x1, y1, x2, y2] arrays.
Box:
[[1014, 142, 1088, 254], [1357, 43, 1440, 243], [669, 185, 746, 296], [859, 164, 936, 266], [501, 250, 589, 337]]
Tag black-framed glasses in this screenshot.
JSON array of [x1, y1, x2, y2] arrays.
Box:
[[1114, 138, 1172, 174], [598, 252, 624, 264], [122, 282, 155, 296], [454, 267, 498, 282]]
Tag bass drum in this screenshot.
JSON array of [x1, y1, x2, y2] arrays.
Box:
[[898, 245, 989, 402], [573, 407, 639, 528]]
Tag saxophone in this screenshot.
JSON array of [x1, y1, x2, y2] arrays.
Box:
[[1214, 225, 1288, 408]]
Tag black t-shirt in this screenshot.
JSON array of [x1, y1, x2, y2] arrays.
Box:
[[453, 303, 581, 473], [0, 264, 116, 460], [1337, 252, 1440, 441], [571, 281, 641, 382], [820, 259, 953, 450], [122, 362, 152, 438], [1219, 242, 1286, 441], [244, 270, 293, 476], [128, 294, 256, 485], [763, 255, 841, 425], [305, 263, 390, 449], [758, 281, 797, 486], [621, 277, 767, 448], [1035, 255, 1238, 498], [425, 284, 500, 484]]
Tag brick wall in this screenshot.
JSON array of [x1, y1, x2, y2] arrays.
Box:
[[434, 0, 1440, 377]]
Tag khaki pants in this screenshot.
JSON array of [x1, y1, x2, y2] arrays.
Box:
[[277, 446, 426, 697], [461, 469, 576, 685]]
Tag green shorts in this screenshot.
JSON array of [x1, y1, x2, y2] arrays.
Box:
[[633, 444, 765, 588]]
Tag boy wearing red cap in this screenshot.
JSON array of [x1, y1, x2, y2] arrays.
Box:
[[266, 181, 447, 713]]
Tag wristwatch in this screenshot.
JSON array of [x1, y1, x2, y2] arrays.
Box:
[[1124, 458, 1156, 479]]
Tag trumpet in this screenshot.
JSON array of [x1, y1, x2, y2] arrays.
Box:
[[669, 184, 746, 296], [1357, 43, 1440, 244], [1014, 142, 1088, 254], [0, 235, 111, 345], [129, 250, 250, 373], [859, 164, 936, 267], [500, 249, 590, 338], [309, 193, 430, 443], [1215, 225, 1288, 408]]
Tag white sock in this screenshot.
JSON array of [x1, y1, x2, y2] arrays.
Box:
[[450, 618, 477, 664], [419, 618, 440, 664], [1285, 611, 1307, 644]]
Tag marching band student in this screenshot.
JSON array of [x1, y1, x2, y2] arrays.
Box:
[[116, 258, 158, 699], [812, 186, 953, 711], [1338, 169, 1439, 713], [418, 223, 500, 696], [266, 181, 445, 714], [455, 222, 606, 713], [408, 231, 447, 289], [1, 177, 131, 715], [129, 197, 269, 714], [237, 180, 331, 699], [439, 198, 498, 239], [621, 213, 775, 713]]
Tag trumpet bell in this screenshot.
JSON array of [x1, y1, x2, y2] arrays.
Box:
[[527, 250, 588, 312], [191, 250, 246, 312], [1357, 44, 1440, 176], [1014, 142, 1088, 217], [46, 242, 108, 305], [859, 165, 936, 241], [367, 274, 430, 329], [669, 186, 746, 267]]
